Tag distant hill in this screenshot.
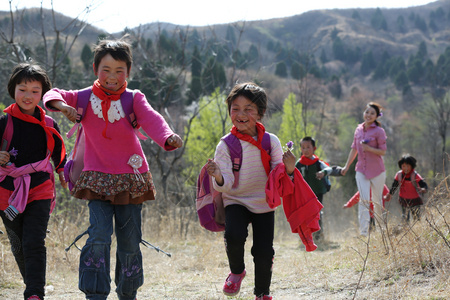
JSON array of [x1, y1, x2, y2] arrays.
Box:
[[130, 0, 450, 80], [0, 1, 449, 79]]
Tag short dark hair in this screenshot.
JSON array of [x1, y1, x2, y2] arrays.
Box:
[[93, 39, 133, 74], [7, 63, 51, 99], [398, 154, 417, 169], [226, 82, 267, 118], [300, 136, 316, 148]]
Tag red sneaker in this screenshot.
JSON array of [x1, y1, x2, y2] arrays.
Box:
[[27, 296, 42, 300], [223, 270, 246, 296], [255, 295, 273, 300]]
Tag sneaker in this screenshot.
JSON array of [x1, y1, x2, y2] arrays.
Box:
[[255, 295, 273, 300], [27, 296, 42, 300], [223, 270, 246, 296]]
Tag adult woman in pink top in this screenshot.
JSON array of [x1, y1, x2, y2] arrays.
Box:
[[342, 102, 387, 237]]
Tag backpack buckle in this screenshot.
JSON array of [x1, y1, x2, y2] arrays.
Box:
[[232, 158, 241, 172]]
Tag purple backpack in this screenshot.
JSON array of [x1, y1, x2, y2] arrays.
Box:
[[196, 132, 271, 232], [64, 87, 146, 191]]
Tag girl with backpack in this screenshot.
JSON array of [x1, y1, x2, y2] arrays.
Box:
[[384, 154, 428, 223], [43, 38, 182, 300], [341, 102, 387, 237], [0, 63, 67, 300], [206, 82, 318, 300]]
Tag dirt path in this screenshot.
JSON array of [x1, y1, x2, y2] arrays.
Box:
[[1, 231, 448, 299]]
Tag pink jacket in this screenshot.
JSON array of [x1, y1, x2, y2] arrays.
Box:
[[44, 88, 176, 175], [0, 155, 54, 218], [266, 163, 323, 252]]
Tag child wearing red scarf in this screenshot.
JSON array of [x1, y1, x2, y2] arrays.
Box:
[[384, 154, 428, 223], [206, 82, 297, 300], [43, 39, 183, 300], [0, 63, 67, 300], [295, 136, 332, 241]]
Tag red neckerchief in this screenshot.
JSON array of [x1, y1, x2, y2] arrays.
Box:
[[91, 79, 127, 139], [230, 122, 271, 176], [403, 169, 414, 179], [3, 104, 65, 165], [299, 155, 320, 166]]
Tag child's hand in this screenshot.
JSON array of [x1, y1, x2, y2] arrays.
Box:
[[383, 194, 392, 201], [206, 159, 224, 186], [167, 134, 183, 148], [316, 171, 325, 180], [0, 151, 10, 166], [58, 171, 68, 189], [341, 166, 348, 176], [342, 204, 348, 209], [283, 150, 296, 175], [59, 103, 78, 123], [420, 188, 427, 194]]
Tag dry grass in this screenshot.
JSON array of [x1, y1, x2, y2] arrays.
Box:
[[1, 179, 449, 299]]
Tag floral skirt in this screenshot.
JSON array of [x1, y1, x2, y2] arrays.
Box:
[[72, 171, 156, 205]]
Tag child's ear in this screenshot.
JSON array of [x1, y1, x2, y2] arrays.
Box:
[[314, 147, 317, 151], [93, 63, 97, 76]]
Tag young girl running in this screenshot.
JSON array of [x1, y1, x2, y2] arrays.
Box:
[[0, 63, 67, 300], [43, 39, 182, 300], [384, 154, 428, 223], [341, 102, 387, 236], [206, 82, 297, 300]]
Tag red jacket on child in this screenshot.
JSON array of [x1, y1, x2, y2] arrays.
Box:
[[266, 163, 323, 252]]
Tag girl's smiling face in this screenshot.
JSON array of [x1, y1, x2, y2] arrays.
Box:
[[94, 53, 129, 92], [230, 95, 261, 136], [363, 106, 378, 126], [15, 80, 42, 115], [401, 163, 413, 175]]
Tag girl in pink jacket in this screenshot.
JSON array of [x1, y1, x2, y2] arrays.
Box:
[[44, 39, 182, 300]]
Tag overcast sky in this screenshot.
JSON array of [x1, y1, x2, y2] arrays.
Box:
[[1, 0, 435, 33]]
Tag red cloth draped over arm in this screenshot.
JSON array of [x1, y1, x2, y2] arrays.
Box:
[[266, 163, 323, 252]]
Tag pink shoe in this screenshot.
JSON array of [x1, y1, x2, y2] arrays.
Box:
[[255, 295, 273, 300], [223, 270, 246, 296]]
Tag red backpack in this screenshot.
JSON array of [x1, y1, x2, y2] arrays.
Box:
[[196, 132, 271, 232]]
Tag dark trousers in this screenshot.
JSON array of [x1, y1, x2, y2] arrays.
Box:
[[401, 205, 421, 223], [1, 199, 51, 300], [314, 194, 324, 240], [224, 204, 274, 297]]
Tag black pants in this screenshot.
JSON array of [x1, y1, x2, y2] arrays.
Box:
[[224, 204, 274, 297], [1, 199, 51, 300], [401, 205, 421, 223], [313, 194, 324, 240]]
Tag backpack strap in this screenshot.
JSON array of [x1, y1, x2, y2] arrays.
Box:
[[261, 132, 271, 155], [66, 87, 91, 139], [1, 114, 13, 152], [122, 89, 147, 140], [223, 133, 242, 188], [410, 171, 421, 195], [76, 87, 92, 123], [396, 170, 404, 183]]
